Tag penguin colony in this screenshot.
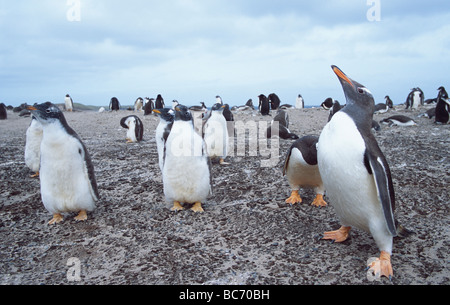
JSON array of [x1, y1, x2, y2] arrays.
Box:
[[10, 67, 446, 283]]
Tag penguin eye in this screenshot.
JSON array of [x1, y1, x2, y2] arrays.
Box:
[[357, 88, 365, 94], [46, 109, 52, 114]]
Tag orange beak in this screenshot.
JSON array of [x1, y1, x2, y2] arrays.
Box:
[[332, 66, 354, 89], [27, 106, 37, 111]]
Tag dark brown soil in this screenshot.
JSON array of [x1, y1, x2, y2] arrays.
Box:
[[0, 106, 448, 285]]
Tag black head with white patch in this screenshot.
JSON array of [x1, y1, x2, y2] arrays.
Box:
[[174, 104, 192, 122], [211, 103, 225, 112], [153, 108, 175, 123], [332, 65, 375, 130], [27, 102, 68, 126]]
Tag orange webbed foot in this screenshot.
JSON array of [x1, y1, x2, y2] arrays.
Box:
[[322, 226, 351, 243], [311, 194, 327, 207], [367, 251, 394, 281], [286, 191, 302, 205]]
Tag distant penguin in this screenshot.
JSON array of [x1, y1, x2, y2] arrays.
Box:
[[267, 109, 299, 140], [327, 100, 344, 122], [318, 66, 412, 280], [385, 96, 394, 109], [65, 94, 74, 112], [153, 108, 175, 172], [283, 136, 327, 207], [110, 97, 120, 111], [380, 115, 417, 127], [163, 104, 212, 213], [204, 103, 229, 165], [155, 95, 165, 109], [222, 104, 234, 122], [25, 115, 43, 178], [134, 97, 144, 112], [268, 93, 281, 110], [321, 98, 335, 110], [216, 96, 224, 105], [280, 104, 295, 109], [418, 108, 436, 120], [27, 102, 99, 225], [172, 100, 180, 109], [258, 94, 270, 116], [0, 103, 7, 120], [222, 104, 234, 136], [405, 88, 424, 110], [296, 94, 305, 109], [246, 99, 254, 109], [120, 115, 144, 143], [435, 86, 450, 124], [189, 102, 207, 113], [144, 98, 155, 116]]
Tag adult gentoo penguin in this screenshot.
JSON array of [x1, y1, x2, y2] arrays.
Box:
[[153, 108, 175, 172], [0, 103, 7, 120], [283, 136, 327, 207], [144, 98, 155, 116], [405, 88, 424, 110], [110, 97, 120, 111], [65, 94, 74, 112], [435, 86, 450, 124], [120, 115, 144, 143], [134, 97, 144, 112], [268, 93, 281, 110], [317, 66, 405, 280], [25, 115, 43, 178], [27, 102, 100, 225], [163, 104, 211, 213], [380, 115, 417, 127], [258, 94, 270, 116], [296, 94, 305, 109], [204, 103, 229, 165], [266, 109, 299, 140], [155, 94, 165, 109]]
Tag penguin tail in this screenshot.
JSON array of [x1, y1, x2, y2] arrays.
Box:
[[395, 223, 415, 239]]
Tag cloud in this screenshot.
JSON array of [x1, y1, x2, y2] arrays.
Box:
[[0, 1, 449, 106]]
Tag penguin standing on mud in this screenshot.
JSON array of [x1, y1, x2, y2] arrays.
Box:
[[120, 115, 144, 143], [259, 94, 270, 116], [110, 97, 120, 111], [0, 103, 7, 120], [27, 102, 99, 225], [153, 108, 175, 172], [163, 105, 211, 213], [65, 95, 74, 112], [25, 115, 43, 178], [435, 86, 450, 124], [204, 103, 229, 165], [283, 136, 327, 207], [317, 66, 410, 280]]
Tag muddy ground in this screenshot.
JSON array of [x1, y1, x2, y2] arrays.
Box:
[[0, 104, 448, 285]]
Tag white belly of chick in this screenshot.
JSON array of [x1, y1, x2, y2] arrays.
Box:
[[40, 128, 95, 214], [163, 122, 211, 204], [286, 148, 323, 191]]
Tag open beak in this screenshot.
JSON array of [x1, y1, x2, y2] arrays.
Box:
[[332, 65, 354, 89]]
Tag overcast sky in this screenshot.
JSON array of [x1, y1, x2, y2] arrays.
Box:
[[0, 0, 449, 107]]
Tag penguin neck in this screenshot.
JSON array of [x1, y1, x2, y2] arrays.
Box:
[[342, 102, 374, 132]]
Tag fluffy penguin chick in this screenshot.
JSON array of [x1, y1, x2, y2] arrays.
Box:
[[283, 136, 327, 207], [27, 103, 100, 225], [204, 103, 229, 165], [317, 66, 402, 280], [25, 116, 43, 178], [163, 105, 211, 213]]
